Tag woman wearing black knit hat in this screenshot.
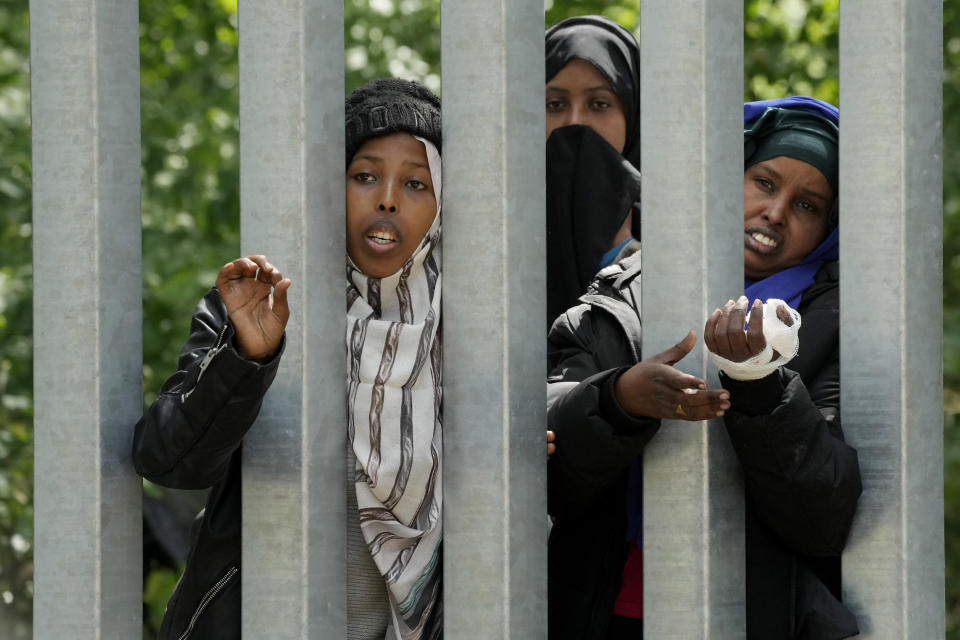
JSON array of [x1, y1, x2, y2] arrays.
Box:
[[544, 15, 642, 330], [546, 98, 861, 640], [131, 78, 444, 640]]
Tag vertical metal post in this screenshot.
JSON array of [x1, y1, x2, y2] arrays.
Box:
[[640, 1, 745, 637], [441, 1, 547, 637], [839, 2, 944, 637], [29, 0, 142, 636], [238, 0, 346, 636]]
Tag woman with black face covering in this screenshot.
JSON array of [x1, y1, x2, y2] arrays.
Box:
[[544, 16, 643, 329]]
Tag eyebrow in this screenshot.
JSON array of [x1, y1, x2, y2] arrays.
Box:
[[352, 154, 429, 171], [545, 85, 614, 94], [753, 164, 832, 203]]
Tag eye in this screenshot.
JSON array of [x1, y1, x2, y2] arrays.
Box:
[[546, 98, 566, 112], [795, 199, 822, 215], [590, 98, 612, 110], [754, 176, 774, 192], [353, 171, 376, 184], [407, 178, 429, 191]]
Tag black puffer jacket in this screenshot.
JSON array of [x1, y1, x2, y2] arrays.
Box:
[[546, 254, 861, 640], [133, 288, 283, 640]]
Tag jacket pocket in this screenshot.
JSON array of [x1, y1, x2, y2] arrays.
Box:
[[176, 565, 239, 640]]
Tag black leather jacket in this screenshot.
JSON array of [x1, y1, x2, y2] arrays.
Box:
[[546, 255, 861, 640], [133, 288, 283, 640]]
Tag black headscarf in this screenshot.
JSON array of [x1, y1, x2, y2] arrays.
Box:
[[545, 16, 642, 330], [545, 15, 642, 169]]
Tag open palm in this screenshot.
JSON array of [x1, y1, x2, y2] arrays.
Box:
[[215, 255, 291, 361]]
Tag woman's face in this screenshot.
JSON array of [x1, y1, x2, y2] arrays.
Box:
[[346, 133, 437, 278], [743, 155, 834, 280], [545, 59, 627, 153]]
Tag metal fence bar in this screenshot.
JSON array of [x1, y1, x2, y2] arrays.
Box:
[[640, 2, 745, 637], [440, 1, 548, 637], [237, 0, 346, 636], [839, 1, 944, 638], [29, 0, 143, 636]]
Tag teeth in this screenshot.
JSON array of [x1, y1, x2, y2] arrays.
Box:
[[369, 231, 395, 244], [751, 232, 777, 248]]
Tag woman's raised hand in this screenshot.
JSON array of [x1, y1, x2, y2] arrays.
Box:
[[215, 255, 291, 361], [704, 296, 766, 362], [614, 330, 730, 420]]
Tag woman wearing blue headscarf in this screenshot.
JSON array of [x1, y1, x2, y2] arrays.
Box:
[[546, 98, 861, 640]]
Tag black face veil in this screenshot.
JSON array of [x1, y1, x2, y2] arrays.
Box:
[[545, 126, 641, 330]]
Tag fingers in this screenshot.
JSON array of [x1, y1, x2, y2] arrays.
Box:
[[546, 430, 556, 458], [658, 365, 707, 393], [247, 254, 284, 286], [650, 330, 696, 366], [217, 256, 257, 285], [775, 303, 794, 327], [745, 299, 766, 355], [272, 278, 292, 325], [216, 255, 285, 289], [707, 296, 768, 362], [713, 299, 735, 355], [672, 388, 731, 421], [725, 296, 752, 361], [704, 309, 721, 354]]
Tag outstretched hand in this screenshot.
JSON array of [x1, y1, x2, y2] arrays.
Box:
[[614, 330, 730, 420], [215, 255, 291, 361]]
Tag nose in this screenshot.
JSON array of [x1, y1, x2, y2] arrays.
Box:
[[763, 196, 788, 225], [377, 182, 397, 214], [564, 104, 586, 127]]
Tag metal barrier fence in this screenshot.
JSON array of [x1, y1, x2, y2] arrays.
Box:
[[29, 0, 943, 638]]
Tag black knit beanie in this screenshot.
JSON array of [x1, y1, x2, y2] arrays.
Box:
[[344, 78, 442, 166]]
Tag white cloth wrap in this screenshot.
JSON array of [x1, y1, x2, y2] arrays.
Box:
[[346, 138, 443, 640], [710, 298, 801, 381]]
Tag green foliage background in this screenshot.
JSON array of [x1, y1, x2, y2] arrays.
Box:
[[0, 0, 955, 637]]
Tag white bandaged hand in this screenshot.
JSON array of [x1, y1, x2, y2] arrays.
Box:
[[710, 298, 801, 381]]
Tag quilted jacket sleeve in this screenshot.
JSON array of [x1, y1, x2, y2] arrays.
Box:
[[132, 288, 284, 490], [546, 302, 659, 520]]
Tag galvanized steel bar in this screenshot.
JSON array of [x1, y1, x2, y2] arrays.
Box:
[[441, 1, 547, 637], [839, 1, 944, 637], [640, 2, 745, 637], [237, 0, 346, 636], [29, 0, 143, 636]]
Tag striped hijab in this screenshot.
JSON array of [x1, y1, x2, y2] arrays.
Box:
[[346, 138, 443, 640]]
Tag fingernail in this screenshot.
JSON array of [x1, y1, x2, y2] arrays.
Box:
[[753, 299, 762, 308], [716, 410, 725, 417], [720, 392, 729, 400], [738, 295, 748, 305]]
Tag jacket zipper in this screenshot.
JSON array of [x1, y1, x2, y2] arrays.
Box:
[[182, 323, 229, 401], [176, 565, 239, 640]]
